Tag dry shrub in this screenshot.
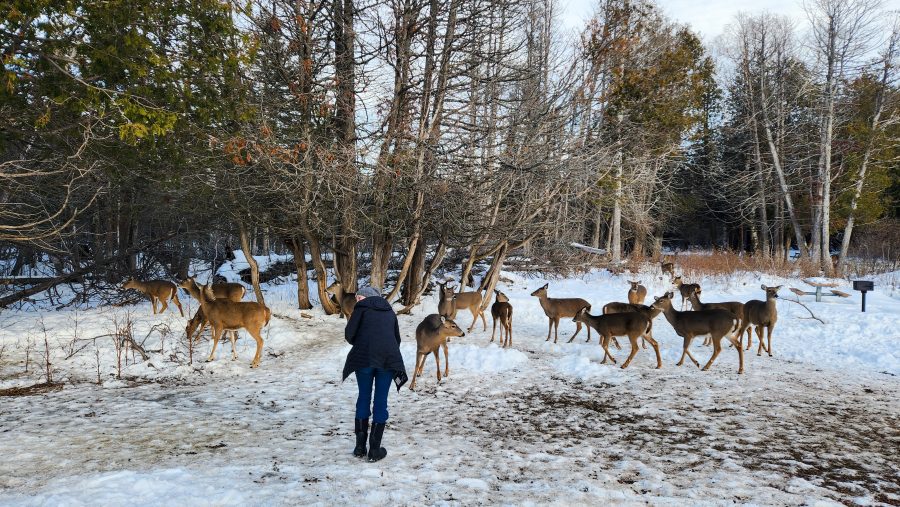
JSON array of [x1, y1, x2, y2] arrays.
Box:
[[670, 251, 821, 280]]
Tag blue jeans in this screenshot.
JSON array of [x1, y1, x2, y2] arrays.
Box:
[[355, 367, 393, 423]]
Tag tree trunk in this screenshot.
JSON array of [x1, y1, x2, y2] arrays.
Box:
[[304, 229, 338, 314], [239, 222, 265, 306], [288, 236, 312, 310]]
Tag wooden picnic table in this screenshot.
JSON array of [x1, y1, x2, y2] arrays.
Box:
[[789, 279, 849, 302]]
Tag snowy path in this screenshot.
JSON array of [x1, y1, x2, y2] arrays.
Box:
[[1, 271, 899, 505]]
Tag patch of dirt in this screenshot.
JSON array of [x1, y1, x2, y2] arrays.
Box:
[[0, 382, 63, 397]]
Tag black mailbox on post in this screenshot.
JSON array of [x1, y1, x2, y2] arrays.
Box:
[[853, 280, 874, 292], [852, 280, 874, 312]]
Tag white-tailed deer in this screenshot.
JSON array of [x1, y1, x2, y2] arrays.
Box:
[[686, 287, 745, 346], [326, 281, 357, 319], [661, 261, 675, 280], [672, 276, 701, 311], [602, 301, 663, 350], [437, 282, 457, 318], [197, 284, 271, 368], [438, 281, 486, 333], [123, 279, 184, 317], [628, 281, 647, 305], [573, 307, 661, 369], [530, 283, 592, 344], [179, 277, 246, 345], [409, 314, 466, 390], [490, 289, 513, 348], [739, 285, 781, 357], [651, 292, 744, 374]]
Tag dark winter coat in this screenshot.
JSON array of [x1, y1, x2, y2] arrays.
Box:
[[342, 296, 408, 390]]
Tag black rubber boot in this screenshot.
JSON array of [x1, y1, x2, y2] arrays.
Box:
[[367, 422, 387, 462], [353, 418, 368, 458]]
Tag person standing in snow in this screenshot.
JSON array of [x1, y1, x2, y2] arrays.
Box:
[[342, 286, 408, 462]]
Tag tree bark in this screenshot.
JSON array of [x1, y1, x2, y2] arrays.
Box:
[[288, 236, 312, 310], [239, 222, 265, 306]]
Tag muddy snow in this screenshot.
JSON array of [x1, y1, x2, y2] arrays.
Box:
[[1, 268, 898, 506]]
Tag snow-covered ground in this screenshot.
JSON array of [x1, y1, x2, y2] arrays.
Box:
[[1, 266, 898, 506]]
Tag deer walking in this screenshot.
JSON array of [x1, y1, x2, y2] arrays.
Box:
[[602, 301, 663, 350], [651, 292, 744, 374], [197, 284, 271, 368], [409, 315, 466, 390], [123, 279, 184, 317], [739, 285, 781, 357], [179, 277, 245, 345], [673, 276, 701, 311], [326, 281, 357, 319], [627, 281, 647, 304], [530, 283, 592, 344], [573, 307, 661, 369], [438, 281, 486, 333], [686, 287, 745, 346], [490, 289, 513, 348]]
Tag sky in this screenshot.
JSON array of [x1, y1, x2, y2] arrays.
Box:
[[558, 0, 810, 42]]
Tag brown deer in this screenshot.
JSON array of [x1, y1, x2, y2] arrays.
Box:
[[179, 277, 246, 344], [651, 293, 744, 374], [573, 307, 661, 369], [490, 289, 513, 348], [197, 284, 271, 368], [438, 281, 486, 333], [437, 281, 457, 318], [661, 261, 675, 280], [409, 315, 466, 390], [530, 283, 592, 344], [672, 276, 701, 311], [326, 281, 357, 319], [686, 287, 745, 346], [123, 279, 184, 317], [627, 280, 647, 304], [739, 285, 781, 357], [602, 301, 663, 350]]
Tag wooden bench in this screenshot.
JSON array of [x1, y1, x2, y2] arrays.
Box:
[[789, 287, 807, 297], [830, 290, 850, 298]]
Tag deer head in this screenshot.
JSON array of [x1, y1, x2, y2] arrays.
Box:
[[440, 315, 466, 338], [530, 283, 549, 297]]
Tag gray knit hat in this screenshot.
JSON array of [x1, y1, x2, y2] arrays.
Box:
[[357, 286, 381, 298]]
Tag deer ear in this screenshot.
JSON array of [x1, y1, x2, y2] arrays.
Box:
[[760, 284, 767, 290], [666, 292, 674, 299], [440, 315, 446, 323]]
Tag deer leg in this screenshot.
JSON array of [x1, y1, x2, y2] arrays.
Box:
[[755, 326, 766, 356], [744, 324, 753, 350], [554, 318, 561, 344], [207, 326, 223, 362], [567, 320, 582, 343], [728, 333, 745, 374], [466, 307, 478, 333], [645, 333, 663, 369], [158, 296, 169, 314], [490, 316, 498, 343], [433, 350, 442, 383], [442, 343, 449, 378], [766, 324, 774, 357], [480, 309, 487, 332], [171, 292, 184, 317], [702, 334, 724, 371], [248, 327, 264, 368], [506, 320, 513, 348], [600, 335, 616, 364], [410, 353, 425, 390], [620, 336, 640, 369], [151, 297, 158, 315], [230, 331, 238, 361], [545, 318, 553, 342]]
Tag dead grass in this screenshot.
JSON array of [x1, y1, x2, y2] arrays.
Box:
[[0, 382, 63, 397], [660, 251, 897, 280]]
